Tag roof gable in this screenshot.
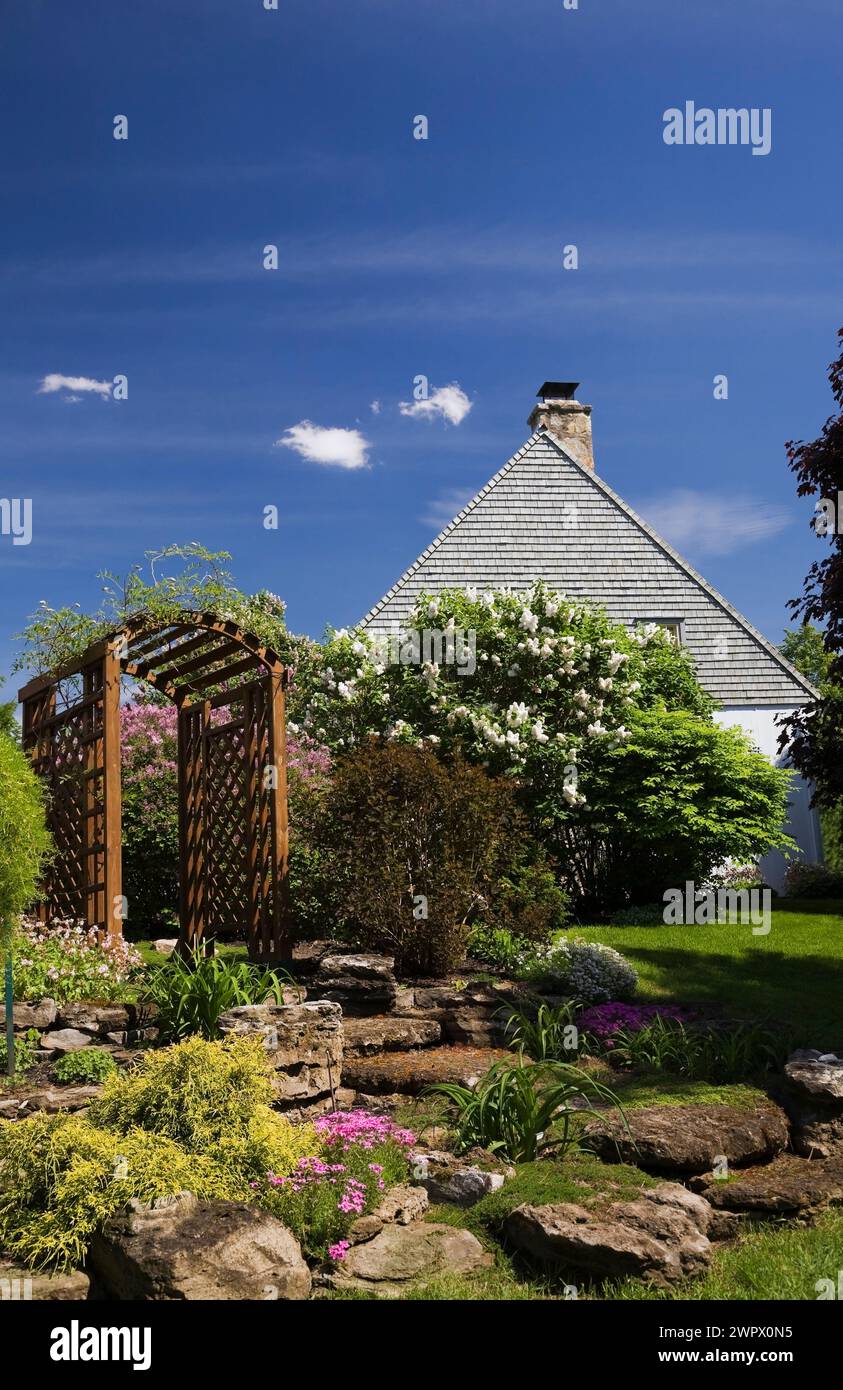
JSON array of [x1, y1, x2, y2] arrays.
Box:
[[361, 431, 815, 707]]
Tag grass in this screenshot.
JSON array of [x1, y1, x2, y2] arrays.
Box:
[[575, 901, 843, 1047]]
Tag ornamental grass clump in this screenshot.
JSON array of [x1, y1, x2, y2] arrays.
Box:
[[142, 942, 295, 1042], [428, 1058, 625, 1164], [256, 1110, 416, 1262]]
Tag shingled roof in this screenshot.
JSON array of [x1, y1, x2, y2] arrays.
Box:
[[360, 430, 815, 707]]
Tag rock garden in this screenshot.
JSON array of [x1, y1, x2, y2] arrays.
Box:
[[1, 556, 842, 1301]]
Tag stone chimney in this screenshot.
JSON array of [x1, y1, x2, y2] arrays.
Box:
[[528, 381, 594, 470]]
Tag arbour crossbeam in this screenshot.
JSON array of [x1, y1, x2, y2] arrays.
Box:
[[17, 611, 291, 962]]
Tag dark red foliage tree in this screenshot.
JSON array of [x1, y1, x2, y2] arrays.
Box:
[[779, 328, 843, 805]]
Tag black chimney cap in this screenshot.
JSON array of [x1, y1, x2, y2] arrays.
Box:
[[537, 381, 579, 400]]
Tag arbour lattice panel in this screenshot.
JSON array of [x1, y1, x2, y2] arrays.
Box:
[[19, 611, 291, 963]]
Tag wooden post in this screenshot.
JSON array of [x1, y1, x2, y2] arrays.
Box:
[[266, 669, 291, 963], [178, 701, 208, 955], [102, 646, 123, 938]]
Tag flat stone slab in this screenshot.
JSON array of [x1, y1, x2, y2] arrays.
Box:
[[327, 1221, 492, 1295], [342, 1046, 512, 1096], [584, 1102, 789, 1175], [0, 1083, 103, 1118], [342, 1016, 441, 1056], [505, 1183, 712, 1288], [40, 1028, 96, 1054], [695, 1154, 843, 1216]]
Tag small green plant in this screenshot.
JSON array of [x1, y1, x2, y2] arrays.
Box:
[[467, 924, 534, 974], [53, 1048, 117, 1085], [427, 1058, 624, 1164], [0, 1027, 40, 1077], [142, 942, 295, 1041], [608, 1016, 790, 1083], [504, 1001, 583, 1062]]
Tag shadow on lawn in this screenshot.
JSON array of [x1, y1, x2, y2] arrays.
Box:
[[618, 943, 843, 1047]]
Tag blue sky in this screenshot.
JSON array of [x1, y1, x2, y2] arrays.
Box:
[[1, 0, 841, 691]]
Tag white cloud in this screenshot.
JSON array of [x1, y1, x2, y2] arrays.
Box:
[[275, 419, 370, 471], [370, 399, 381, 415], [420, 486, 476, 531], [37, 373, 112, 400], [638, 488, 790, 557], [399, 383, 472, 426]]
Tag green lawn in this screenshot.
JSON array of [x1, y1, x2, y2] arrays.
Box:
[[575, 901, 843, 1048]]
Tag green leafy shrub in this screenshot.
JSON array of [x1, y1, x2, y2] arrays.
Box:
[[0, 1027, 40, 1076], [564, 709, 793, 916], [607, 1016, 791, 1083], [142, 943, 294, 1042], [483, 851, 569, 945], [783, 862, 843, 898], [529, 936, 638, 1003], [53, 1048, 117, 1085], [317, 741, 543, 975], [0, 732, 51, 922], [427, 1058, 623, 1164], [11, 917, 142, 1003], [0, 1037, 317, 1271]]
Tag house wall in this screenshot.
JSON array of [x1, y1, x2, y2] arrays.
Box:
[[714, 705, 823, 892]]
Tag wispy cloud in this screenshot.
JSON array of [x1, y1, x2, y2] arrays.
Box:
[[37, 373, 112, 400], [275, 420, 370, 471], [636, 488, 791, 556], [399, 383, 473, 426], [420, 486, 477, 530]]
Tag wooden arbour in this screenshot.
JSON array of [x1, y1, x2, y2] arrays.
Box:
[[17, 612, 291, 962]]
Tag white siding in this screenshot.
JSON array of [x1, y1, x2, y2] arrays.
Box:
[[715, 706, 823, 892]]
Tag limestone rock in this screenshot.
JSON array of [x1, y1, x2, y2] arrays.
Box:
[[40, 1028, 96, 1054], [219, 1000, 343, 1104], [0, 998, 57, 1030], [784, 1051, 843, 1103], [343, 1016, 441, 1056], [89, 1191, 311, 1301], [505, 1183, 712, 1287], [413, 1150, 508, 1206], [56, 1003, 131, 1036], [328, 1222, 492, 1295], [778, 1051, 843, 1157], [697, 1154, 843, 1217], [312, 952, 398, 1016], [0, 1083, 102, 1118], [584, 1102, 788, 1174], [0, 1259, 90, 1300], [348, 1184, 429, 1243], [152, 938, 178, 956]]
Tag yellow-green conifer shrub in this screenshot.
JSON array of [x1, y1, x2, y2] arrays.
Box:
[[0, 1038, 318, 1271], [0, 1113, 226, 1272]]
